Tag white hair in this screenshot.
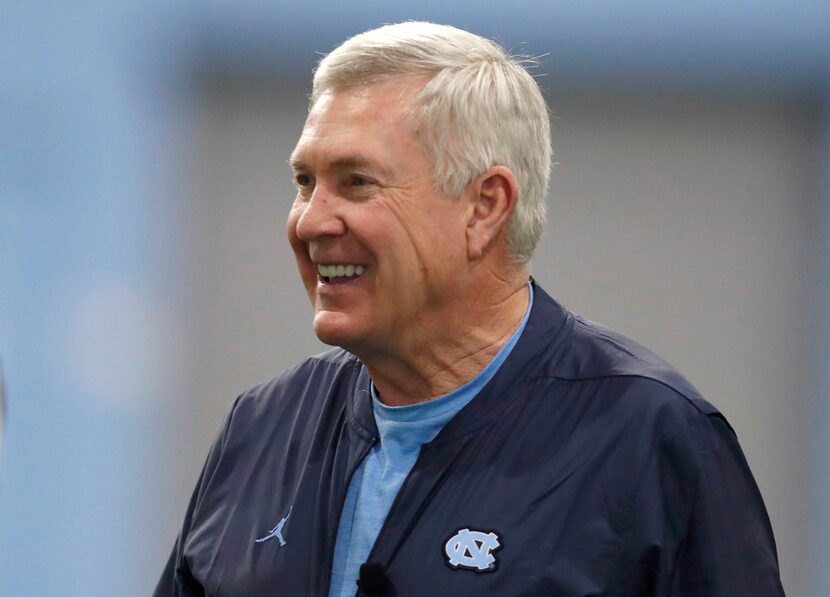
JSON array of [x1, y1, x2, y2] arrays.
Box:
[[312, 22, 552, 264]]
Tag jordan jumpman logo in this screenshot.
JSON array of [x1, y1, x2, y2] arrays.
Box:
[[255, 506, 292, 546]]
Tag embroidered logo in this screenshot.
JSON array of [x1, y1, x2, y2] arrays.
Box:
[[444, 528, 501, 572], [255, 506, 292, 546]]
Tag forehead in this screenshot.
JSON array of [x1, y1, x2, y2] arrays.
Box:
[[290, 78, 429, 170]]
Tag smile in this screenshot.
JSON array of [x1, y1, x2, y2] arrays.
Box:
[[317, 264, 366, 283]]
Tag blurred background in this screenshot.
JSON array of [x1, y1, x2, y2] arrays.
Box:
[[1, 2, 828, 595]]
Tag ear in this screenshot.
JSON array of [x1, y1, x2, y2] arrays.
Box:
[[466, 166, 519, 261]]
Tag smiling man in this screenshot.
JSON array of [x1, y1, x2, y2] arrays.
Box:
[[155, 22, 784, 597], [286, 75, 530, 407]]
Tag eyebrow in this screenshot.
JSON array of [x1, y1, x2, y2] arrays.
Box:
[[288, 155, 393, 179], [288, 155, 308, 172]]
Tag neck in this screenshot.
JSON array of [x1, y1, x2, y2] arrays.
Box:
[[360, 270, 530, 407]]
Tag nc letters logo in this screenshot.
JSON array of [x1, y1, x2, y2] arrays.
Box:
[[444, 528, 502, 573]]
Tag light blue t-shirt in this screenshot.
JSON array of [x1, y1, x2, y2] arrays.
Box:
[[328, 285, 534, 597]]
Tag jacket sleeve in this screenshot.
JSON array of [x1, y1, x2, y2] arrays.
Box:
[[669, 413, 785, 596], [152, 396, 241, 597]]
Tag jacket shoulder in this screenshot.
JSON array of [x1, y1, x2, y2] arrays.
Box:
[[546, 313, 720, 419], [228, 347, 361, 424]]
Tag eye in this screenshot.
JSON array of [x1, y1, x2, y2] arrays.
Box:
[[351, 175, 371, 186], [294, 173, 314, 189]]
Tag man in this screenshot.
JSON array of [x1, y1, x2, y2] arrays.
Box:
[[154, 22, 784, 596]]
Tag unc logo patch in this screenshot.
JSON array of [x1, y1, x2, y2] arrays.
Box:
[[444, 528, 502, 573]]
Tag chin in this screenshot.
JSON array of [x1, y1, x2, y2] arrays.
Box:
[[312, 311, 365, 350]]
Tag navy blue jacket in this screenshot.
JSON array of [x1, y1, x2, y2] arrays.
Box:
[[154, 283, 784, 596]]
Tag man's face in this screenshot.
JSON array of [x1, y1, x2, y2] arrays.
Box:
[[287, 78, 471, 355]]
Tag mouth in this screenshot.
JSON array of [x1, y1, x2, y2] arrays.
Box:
[[316, 263, 367, 285]]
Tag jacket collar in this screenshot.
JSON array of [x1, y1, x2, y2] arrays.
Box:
[[347, 280, 574, 443]]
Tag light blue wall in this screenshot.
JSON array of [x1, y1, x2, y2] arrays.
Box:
[[0, 3, 187, 593]]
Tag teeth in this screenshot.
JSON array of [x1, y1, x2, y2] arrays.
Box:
[[317, 264, 366, 279]]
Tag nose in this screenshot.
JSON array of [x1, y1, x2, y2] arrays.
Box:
[[293, 187, 347, 242]]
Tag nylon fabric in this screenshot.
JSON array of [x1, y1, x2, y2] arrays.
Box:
[[153, 282, 784, 597]]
